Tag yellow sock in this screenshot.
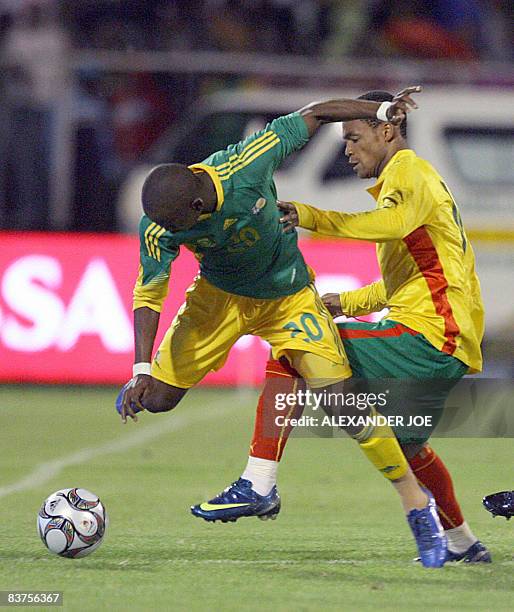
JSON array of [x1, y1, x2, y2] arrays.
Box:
[[358, 424, 408, 481]]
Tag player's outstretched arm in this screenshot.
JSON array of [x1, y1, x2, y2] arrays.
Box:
[[278, 196, 429, 242], [120, 216, 178, 422], [299, 85, 421, 136], [322, 284, 387, 319], [328, 281, 387, 318], [121, 307, 160, 423]]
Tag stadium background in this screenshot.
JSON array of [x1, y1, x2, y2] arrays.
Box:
[[0, 1, 513, 610]]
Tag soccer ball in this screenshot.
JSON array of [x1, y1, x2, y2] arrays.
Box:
[[37, 488, 108, 558]]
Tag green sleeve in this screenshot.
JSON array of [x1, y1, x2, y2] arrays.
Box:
[[215, 112, 309, 185], [268, 112, 310, 162], [133, 216, 180, 312], [138, 215, 179, 285]]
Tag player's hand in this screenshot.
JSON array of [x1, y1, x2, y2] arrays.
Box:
[[121, 374, 150, 423], [387, 85, 422, 125], [322, 293, 344, 318], [277, 200, 299, 232]]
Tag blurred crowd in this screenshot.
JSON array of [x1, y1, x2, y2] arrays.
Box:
[[53, 0, 514, 61], [0, 0, 512, 231]]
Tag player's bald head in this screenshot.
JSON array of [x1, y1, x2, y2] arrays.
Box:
[[141, 163, 203, 231], [357, 90, 407, 138]]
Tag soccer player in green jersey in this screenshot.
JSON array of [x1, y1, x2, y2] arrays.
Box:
[[115, 86, 448, 567]]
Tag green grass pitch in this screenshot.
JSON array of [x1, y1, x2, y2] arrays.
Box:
[[0, 385, 512, 611]]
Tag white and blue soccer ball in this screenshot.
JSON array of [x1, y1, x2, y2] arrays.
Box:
[[37, 488, 108, 558]]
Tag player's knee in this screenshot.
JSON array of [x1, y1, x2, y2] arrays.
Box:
[[144, 394, 175, 413], [144, 383, 187, 413]]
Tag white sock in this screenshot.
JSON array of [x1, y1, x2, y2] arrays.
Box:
[[445, 521, 478, 554], [241, 456, 278, 496]]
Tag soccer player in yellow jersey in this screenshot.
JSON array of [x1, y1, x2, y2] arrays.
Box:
[[245, 90, 490, 564]]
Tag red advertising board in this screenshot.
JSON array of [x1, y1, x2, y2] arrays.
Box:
[[0, 232, 379, 385]]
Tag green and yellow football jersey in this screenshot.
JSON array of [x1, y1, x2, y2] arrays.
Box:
[[134, 112, 312, 310]]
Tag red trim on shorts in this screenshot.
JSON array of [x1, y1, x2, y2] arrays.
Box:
[[403, 227, 460, 355], [338, 322, 420, 340]]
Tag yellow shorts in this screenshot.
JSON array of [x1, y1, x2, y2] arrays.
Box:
[[151, 275, 352, 388]]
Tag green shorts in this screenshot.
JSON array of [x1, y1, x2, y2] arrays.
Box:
[[337, 320, 468, 444]]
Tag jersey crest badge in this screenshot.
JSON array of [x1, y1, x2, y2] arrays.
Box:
[[252, 198, 267, 215]]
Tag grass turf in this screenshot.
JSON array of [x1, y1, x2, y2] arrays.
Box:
[[0, 386, 512, 611]]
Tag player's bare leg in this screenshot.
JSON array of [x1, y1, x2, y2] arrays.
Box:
[[390, 470, 429, 513]]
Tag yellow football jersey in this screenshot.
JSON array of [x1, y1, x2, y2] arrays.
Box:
[[294, 149, 484, 373]]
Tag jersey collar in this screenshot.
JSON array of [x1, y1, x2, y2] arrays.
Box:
[[189, 163, 224, 218], [366, 149, 415, 200]]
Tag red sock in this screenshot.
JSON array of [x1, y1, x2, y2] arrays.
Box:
[[408, 445, 465, 529], [250, 358, 302, 462]]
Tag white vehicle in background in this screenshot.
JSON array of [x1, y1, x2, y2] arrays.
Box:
[[117, 87, 514, 234], [117, 87, 514, 336]]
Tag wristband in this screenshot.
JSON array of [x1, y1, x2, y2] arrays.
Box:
[[376, 101, 392, 122], [133, 362, 152, 377]]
